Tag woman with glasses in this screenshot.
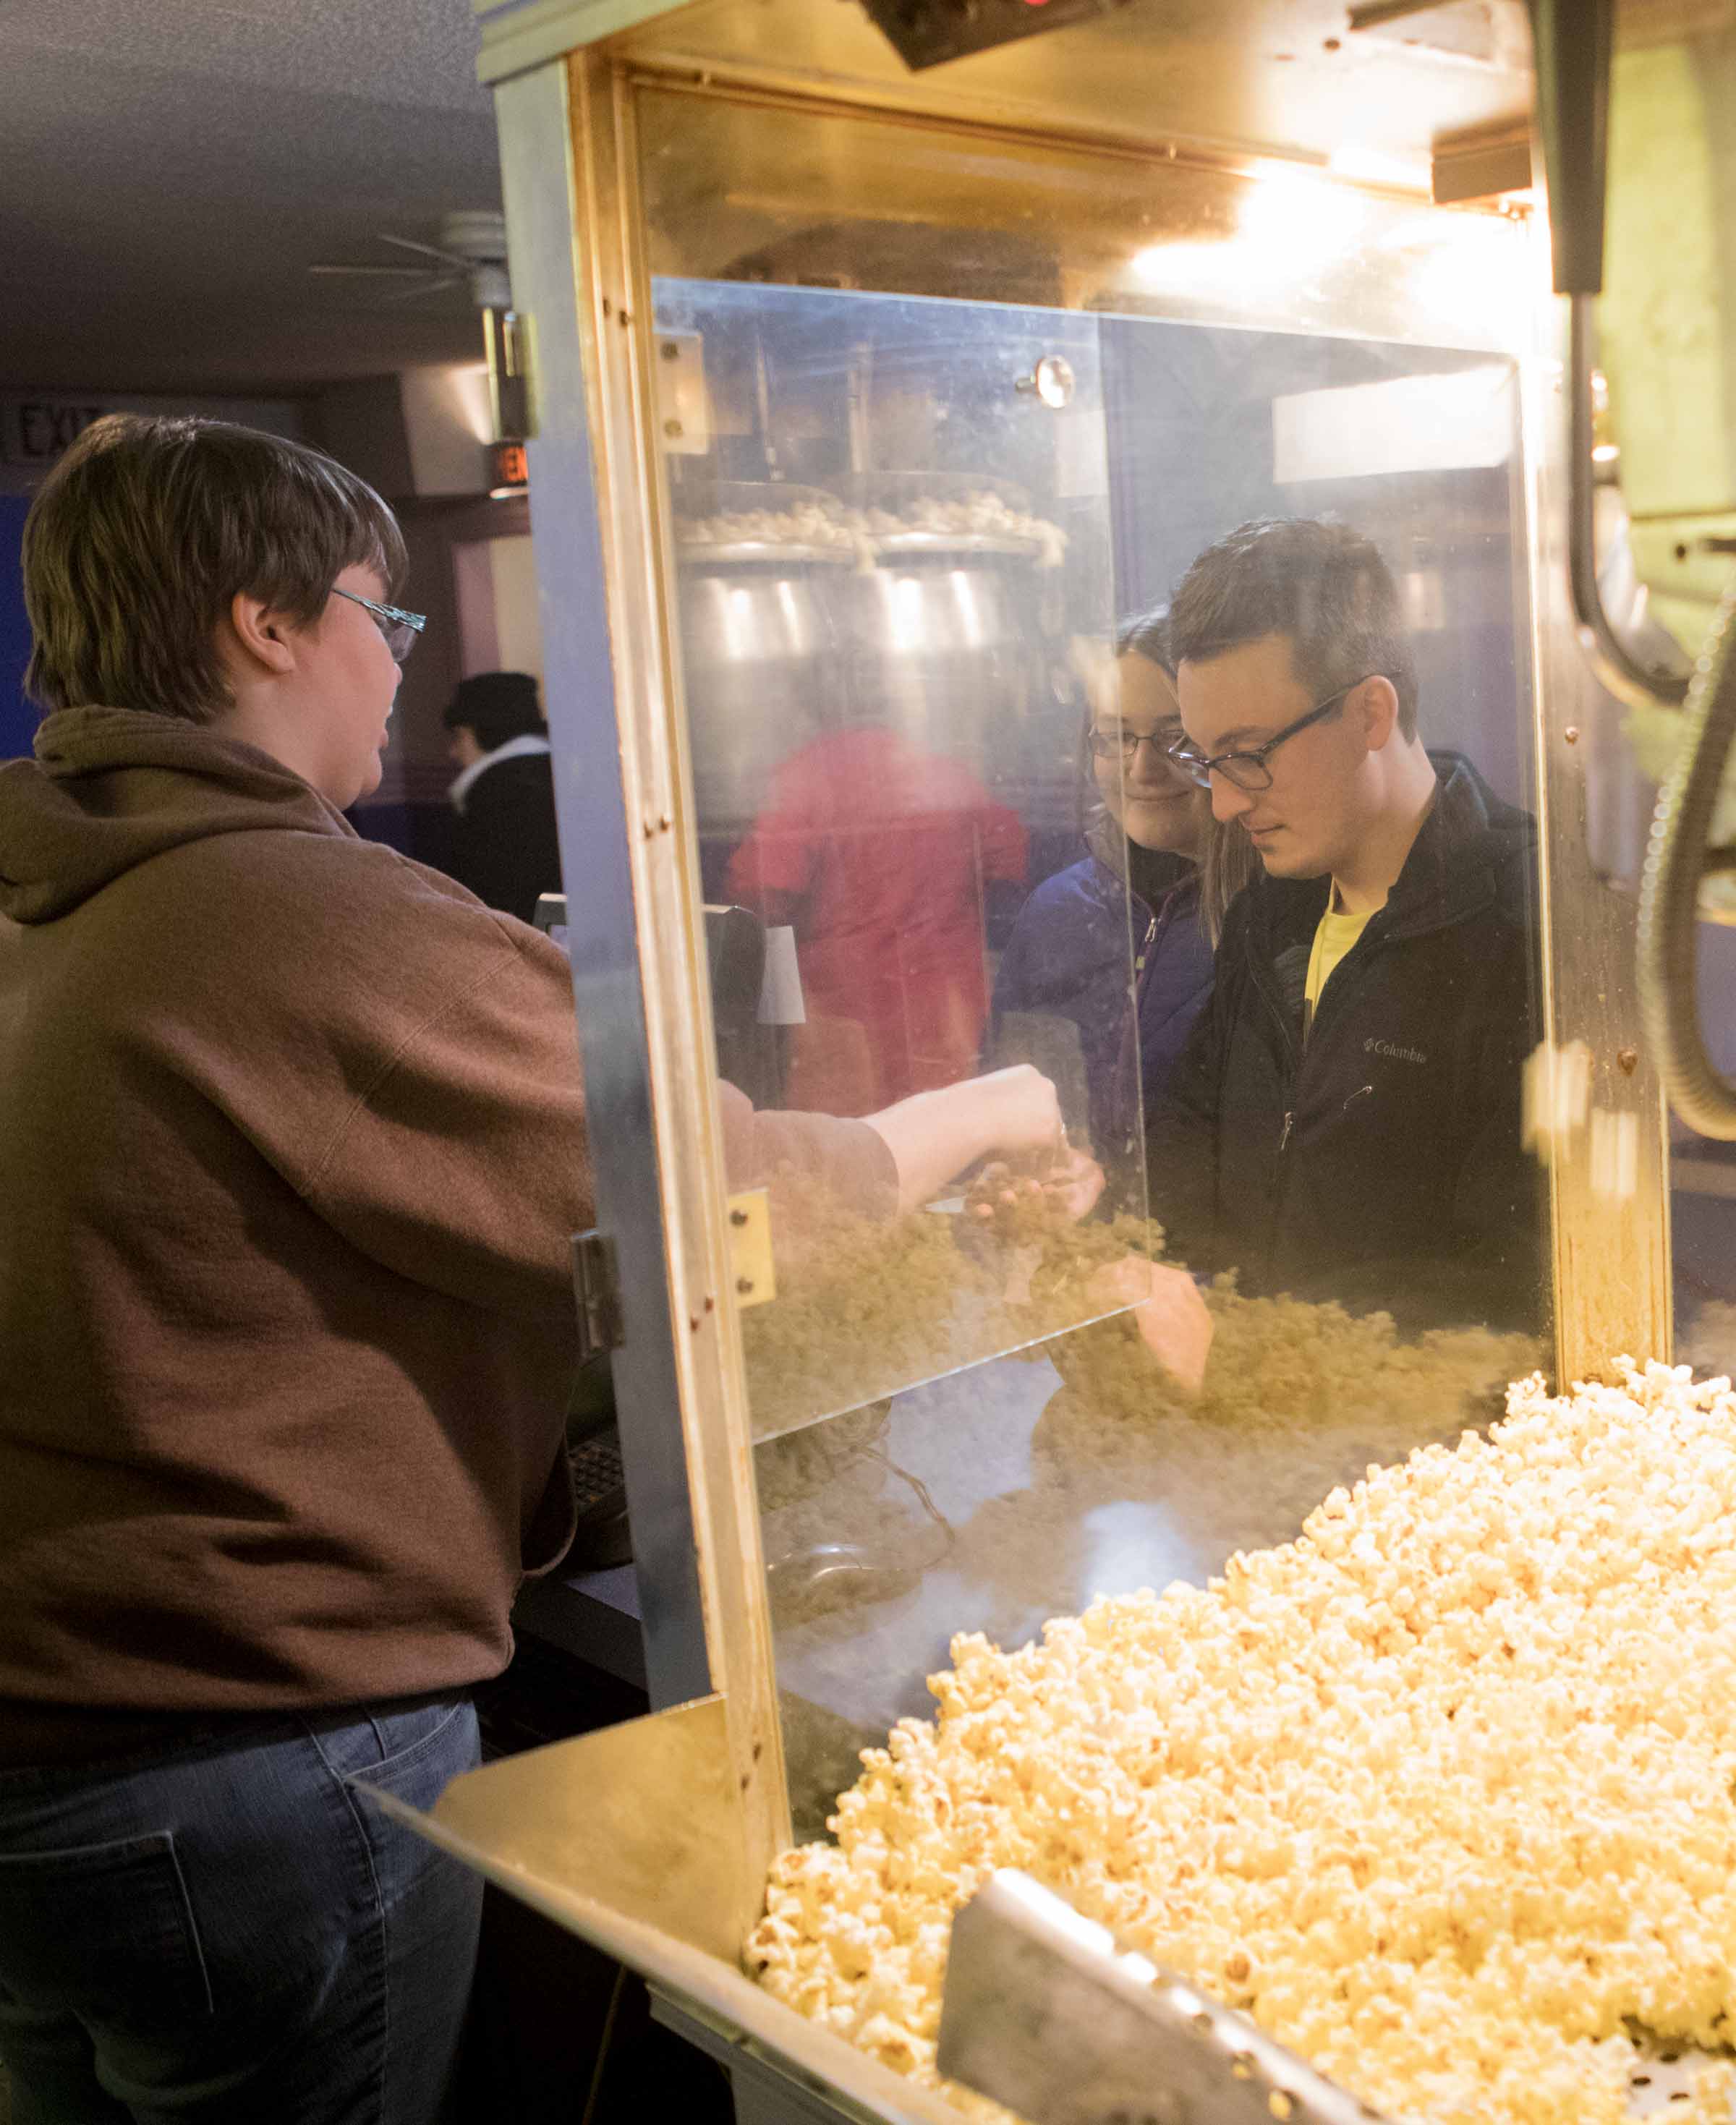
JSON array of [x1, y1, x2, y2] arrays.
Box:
[[990, 608, 1252, 1197]]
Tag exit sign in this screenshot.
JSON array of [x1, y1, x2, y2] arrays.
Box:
[[1, 398, 113, 467]]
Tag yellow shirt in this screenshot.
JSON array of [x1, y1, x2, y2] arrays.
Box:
[[1304, 888, 1373, 1029]]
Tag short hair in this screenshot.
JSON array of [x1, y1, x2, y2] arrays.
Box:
[[1114, 604, 1173, 673], [1167, 517, 1419, 742], [23, 414, 405, 724], [443, 671, 545, 752]]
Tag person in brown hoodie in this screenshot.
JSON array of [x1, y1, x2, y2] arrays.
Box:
[[0, 415, 1089, 2125]]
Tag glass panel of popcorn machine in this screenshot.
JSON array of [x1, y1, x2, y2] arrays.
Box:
[[643, 88, 1552, 1838], [658, 273, 1134, 1444]]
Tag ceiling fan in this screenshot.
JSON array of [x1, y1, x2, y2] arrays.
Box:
[[307, 209, 510, 309]]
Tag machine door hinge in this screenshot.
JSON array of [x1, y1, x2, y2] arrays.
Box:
[[571, 1228, 624, 1362], [726, 1188, 776, 1311]]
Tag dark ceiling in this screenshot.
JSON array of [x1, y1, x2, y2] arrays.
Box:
[[0, 0, 505, 396]]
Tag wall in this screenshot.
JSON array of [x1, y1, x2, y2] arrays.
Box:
[[0, 495, 31, 757], [347, 493, 534, 866]]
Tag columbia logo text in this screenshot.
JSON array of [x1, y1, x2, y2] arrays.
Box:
[[1365, 1037, 1428, 1065]]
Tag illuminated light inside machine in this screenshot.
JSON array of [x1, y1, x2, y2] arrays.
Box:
[[1239, 171, 1366, 260], [775, 579, 803, 644], [723, 583, 757, 661], [1245, 168, 1363, 250], [1593, 443, 1621, 464], [1377, 212, 1451, 253], [889, 574, 927, 655], [1130, 239, 1236, 290], [1133, 171, 1366, 291], [1410, 222, 1533, 341], [1327, 143, 1429, 191], [949, 569, 987, 650]]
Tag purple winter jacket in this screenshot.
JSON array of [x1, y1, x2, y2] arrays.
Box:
[[991, 815, 1215, 1193]]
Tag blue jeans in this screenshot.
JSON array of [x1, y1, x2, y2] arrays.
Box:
[[0, 1695, 482, 2125]]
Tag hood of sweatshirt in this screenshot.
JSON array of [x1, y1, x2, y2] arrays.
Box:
[[0, 705, 352, 925]]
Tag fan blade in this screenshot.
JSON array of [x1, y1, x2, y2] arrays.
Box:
[[307, 263, 436, 280], [377, 272, 469, 305], [378, 233, 472, 269]]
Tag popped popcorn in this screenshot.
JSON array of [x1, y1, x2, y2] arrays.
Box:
[[676, 490, 1066, 566], [751, 1362, 1736, 2125]]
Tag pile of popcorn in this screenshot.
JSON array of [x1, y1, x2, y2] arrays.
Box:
[[677, 502, 860, 553], [676, 490, 1066, 567], [751, 1361, 1736, 2125], [859, 490, 1067, 563]]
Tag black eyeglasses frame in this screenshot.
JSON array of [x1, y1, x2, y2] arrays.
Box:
[[1165, 676, 1380, 793], [1084, 727, 1186, 766]]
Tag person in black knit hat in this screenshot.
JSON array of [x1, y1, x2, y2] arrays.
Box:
[[442, 670, 563, 923]]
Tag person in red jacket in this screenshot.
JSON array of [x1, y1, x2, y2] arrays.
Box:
[[727, 720, 1028, 1114]]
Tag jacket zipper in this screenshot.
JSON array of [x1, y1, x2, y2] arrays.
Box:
[[1251, 960, 1301, 1225], [1254, 931, 1384, 1285], [1116, 911, 1162, 1163]]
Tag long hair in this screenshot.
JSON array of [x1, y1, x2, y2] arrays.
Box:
[[1089, 605, 1254, 947]]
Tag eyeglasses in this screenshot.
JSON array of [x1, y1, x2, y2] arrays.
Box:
[[1086, 727, 1186, 766], [1165, 676, 1377, 793], [330, 587, 427, 663]]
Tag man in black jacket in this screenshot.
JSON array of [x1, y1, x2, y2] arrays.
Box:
[[1149, 517, 1546, 1334], [443, 670, 563, 924]]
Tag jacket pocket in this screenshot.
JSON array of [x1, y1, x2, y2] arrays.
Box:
[[0, 1828, 213, 2022]]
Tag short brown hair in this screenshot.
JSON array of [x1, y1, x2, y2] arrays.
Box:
[[1169, 516, 1420, 743], [23, 414, 406, 723]]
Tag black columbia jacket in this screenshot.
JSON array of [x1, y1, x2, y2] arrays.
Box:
[[1145, 751, 1545, 1334]]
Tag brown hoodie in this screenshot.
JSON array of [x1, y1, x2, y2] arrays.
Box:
[[0, 707, 890, 1760]]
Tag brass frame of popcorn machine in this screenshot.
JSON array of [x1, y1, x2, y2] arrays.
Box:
[[380, 2, 1679, 2115]]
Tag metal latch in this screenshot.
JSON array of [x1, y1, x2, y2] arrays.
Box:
[[482, 305, 535, 441], [726, 1189, 775, 1311], [570, 1229, 623, 1362]]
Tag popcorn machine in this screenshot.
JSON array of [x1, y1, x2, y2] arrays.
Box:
[[380, 2, 1736, 2119]]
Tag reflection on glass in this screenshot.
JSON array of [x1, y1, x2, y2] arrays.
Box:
[[661, 281, 1134, 1443], [652, 269, 1552, 1840], [1153, 512, 1546, 1342], [762, 1291, 1540, 1835], [993, 610, 1244, 1199], [726, 725, 1026, 1112]]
